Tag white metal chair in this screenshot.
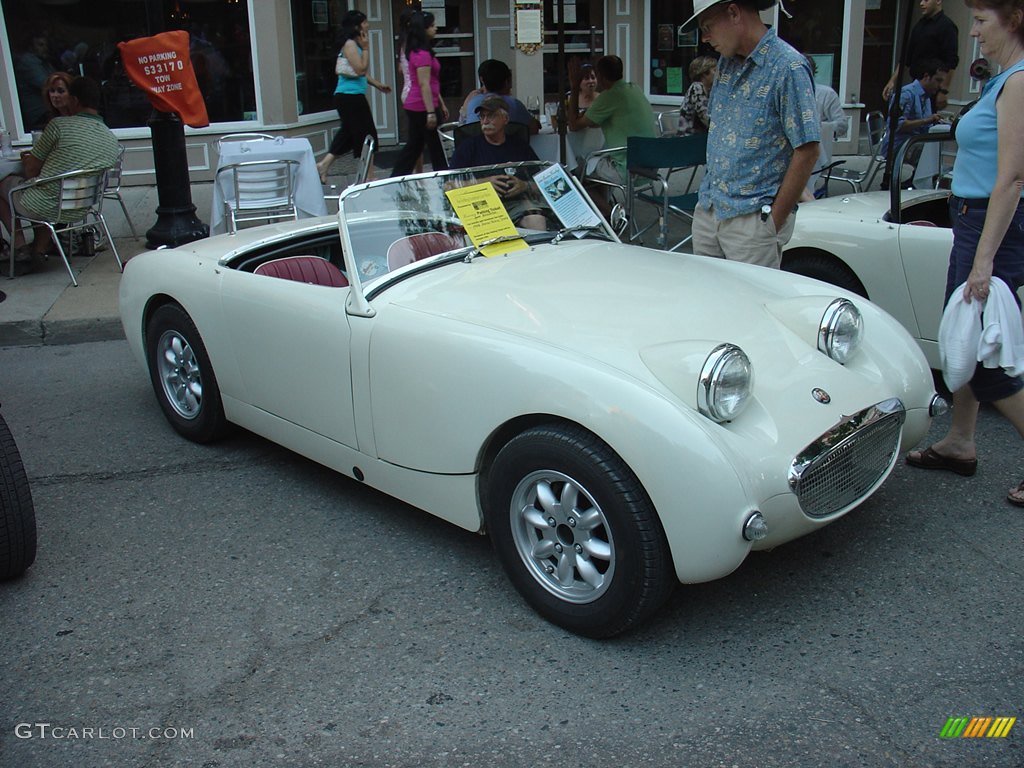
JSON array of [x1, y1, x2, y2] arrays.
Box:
[[216, 133, 275, 157], [656, 110, 680, 137], [577, 145, 628, 206], [216, 158, 299, 234], [7, 168, 123, 287], [820, 110, 886, 194], [102, 144, 138, 239], [438, 121, 458, 165], [353, 135, 376, 185]]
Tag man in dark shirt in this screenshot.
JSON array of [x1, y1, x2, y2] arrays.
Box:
[[882, 0, 958, 105], [449, 95, 549, 229], [449, 95, 538, 169]]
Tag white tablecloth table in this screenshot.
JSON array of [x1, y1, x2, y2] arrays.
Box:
[[211, 137, 327, 235]]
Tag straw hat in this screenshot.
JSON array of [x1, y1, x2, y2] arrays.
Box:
[[681, 0, 778, 33]]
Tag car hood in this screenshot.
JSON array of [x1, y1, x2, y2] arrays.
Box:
[[381, 240, 893, 390]]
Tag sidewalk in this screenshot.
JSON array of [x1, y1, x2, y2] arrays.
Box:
[[0, 154, 379, 348], [0, 182, 214, 347]]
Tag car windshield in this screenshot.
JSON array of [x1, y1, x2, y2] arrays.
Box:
[[337, 161, 615, 290]]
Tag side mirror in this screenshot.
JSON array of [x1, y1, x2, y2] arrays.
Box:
[[609, 204, 628, 237]]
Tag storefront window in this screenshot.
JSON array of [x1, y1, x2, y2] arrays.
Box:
[[776, 0, 846, 95], [543, 0, 603, 101], [292, 0, 350, 116], [2, 0, 255, 132], [647, 0, 714, 99]]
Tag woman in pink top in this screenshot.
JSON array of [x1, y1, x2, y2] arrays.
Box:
[[390, 11, 449, 176]]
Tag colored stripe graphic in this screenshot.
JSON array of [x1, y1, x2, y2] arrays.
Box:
[[940, 716, 1015, 738]]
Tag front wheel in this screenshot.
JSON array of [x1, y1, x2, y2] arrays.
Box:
[[0, 411, 36, 581], [146, 304, 228, 443], [485, 424, 674, 638]]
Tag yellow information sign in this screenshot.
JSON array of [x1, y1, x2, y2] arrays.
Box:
[[444, 182, 527, 257]]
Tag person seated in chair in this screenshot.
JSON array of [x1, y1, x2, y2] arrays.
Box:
[[879, 58, 949, 190], [0, 76, 118, 273], [449, 96, 549, 230], [567, 55, 656, 220], [458, 59, 537, 133]]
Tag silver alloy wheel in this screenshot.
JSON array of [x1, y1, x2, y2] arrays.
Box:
[[157, 329, 203, 420], [509, 469, 615, 603]]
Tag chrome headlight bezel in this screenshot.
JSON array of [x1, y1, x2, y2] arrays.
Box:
[[818, 298, 863, 364], [698, 343, 753, 423]]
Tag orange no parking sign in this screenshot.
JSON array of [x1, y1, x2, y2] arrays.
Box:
[[118, 31, 210, 128]]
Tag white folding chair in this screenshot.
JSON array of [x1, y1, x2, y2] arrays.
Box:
[[821, 111, 886, 194], [656, 110, 680, 137], [438, 122, 458, 165], [353, 135, 376, 185], [216, 133, 275, 157], [102, 144, 138, 240], [8, 168, 123, 287], [216, 159, 299, 234]]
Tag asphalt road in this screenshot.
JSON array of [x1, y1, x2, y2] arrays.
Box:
[[0, 340, 1021, 768]]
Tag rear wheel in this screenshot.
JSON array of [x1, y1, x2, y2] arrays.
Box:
[[0, 411, 36, 581], [485, 424, 674, 638], [146, 304, 228, 443]]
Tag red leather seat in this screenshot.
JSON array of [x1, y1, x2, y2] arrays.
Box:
[[906, 220, 938, 227], [386, 232, 464, 271], [254, 255, 348, 287]]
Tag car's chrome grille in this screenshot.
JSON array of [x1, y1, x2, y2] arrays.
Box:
[[789, 399, 905, 519]]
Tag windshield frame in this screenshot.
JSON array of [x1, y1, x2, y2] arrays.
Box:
[[337, 161, 616, 315]]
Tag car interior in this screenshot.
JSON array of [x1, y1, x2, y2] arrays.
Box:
[[883, 191, 953, 228]]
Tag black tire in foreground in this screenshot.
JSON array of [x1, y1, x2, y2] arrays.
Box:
[[146, 304, 228, 444], [485, 424, 675, 638], [0, 411, 36, 581]]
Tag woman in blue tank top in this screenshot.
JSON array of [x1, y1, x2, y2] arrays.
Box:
[[906, 0, 1024, 508], [317, 10, 392, 184]]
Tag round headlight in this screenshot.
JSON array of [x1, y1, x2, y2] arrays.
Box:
[[818, 298, 863, 364], [698, 344, 753, 423]]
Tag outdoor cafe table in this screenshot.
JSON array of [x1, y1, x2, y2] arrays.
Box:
[[210, 137, 327, 236]]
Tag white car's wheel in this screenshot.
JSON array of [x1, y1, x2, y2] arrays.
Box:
[[146, 304, 228, 444], [783, 251, 867, 297], [486, 424, 674, 637], [0, 411, 36, 581]]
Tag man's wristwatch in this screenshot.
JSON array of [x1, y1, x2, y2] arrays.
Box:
[[760, 204, 772, 222]]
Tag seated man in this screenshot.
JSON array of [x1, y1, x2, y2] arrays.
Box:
[[449, 95, 548, 230], [879, 57, 948, 189], [0, 76, 119, 273], [459, 59, 537, 133], [567, 55, 656, 218]]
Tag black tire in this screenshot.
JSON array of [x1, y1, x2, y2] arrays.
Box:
[[485, 424, 675, 638], [146, 304, 228, 443], [0, 411, 36, 581], [783, 251, 868, 298]]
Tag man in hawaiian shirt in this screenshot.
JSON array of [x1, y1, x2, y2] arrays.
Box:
[[682, 0, 820, 268]]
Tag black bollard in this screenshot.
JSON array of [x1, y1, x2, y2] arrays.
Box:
[[145, 110, 209, 249]]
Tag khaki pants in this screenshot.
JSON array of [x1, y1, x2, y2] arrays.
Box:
[[692, 206, 795, 269]]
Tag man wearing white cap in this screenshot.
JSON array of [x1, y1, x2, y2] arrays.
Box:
[[684, 0, 819, 268]]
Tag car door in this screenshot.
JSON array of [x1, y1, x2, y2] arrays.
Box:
[[218, 236, 357, 448], [897, 222, 954, 343]]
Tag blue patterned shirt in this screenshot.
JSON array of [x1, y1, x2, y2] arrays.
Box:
[[699, 28, 820, 220]]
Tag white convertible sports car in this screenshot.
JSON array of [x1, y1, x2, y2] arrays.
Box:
[[121, 161, 943, 637]]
